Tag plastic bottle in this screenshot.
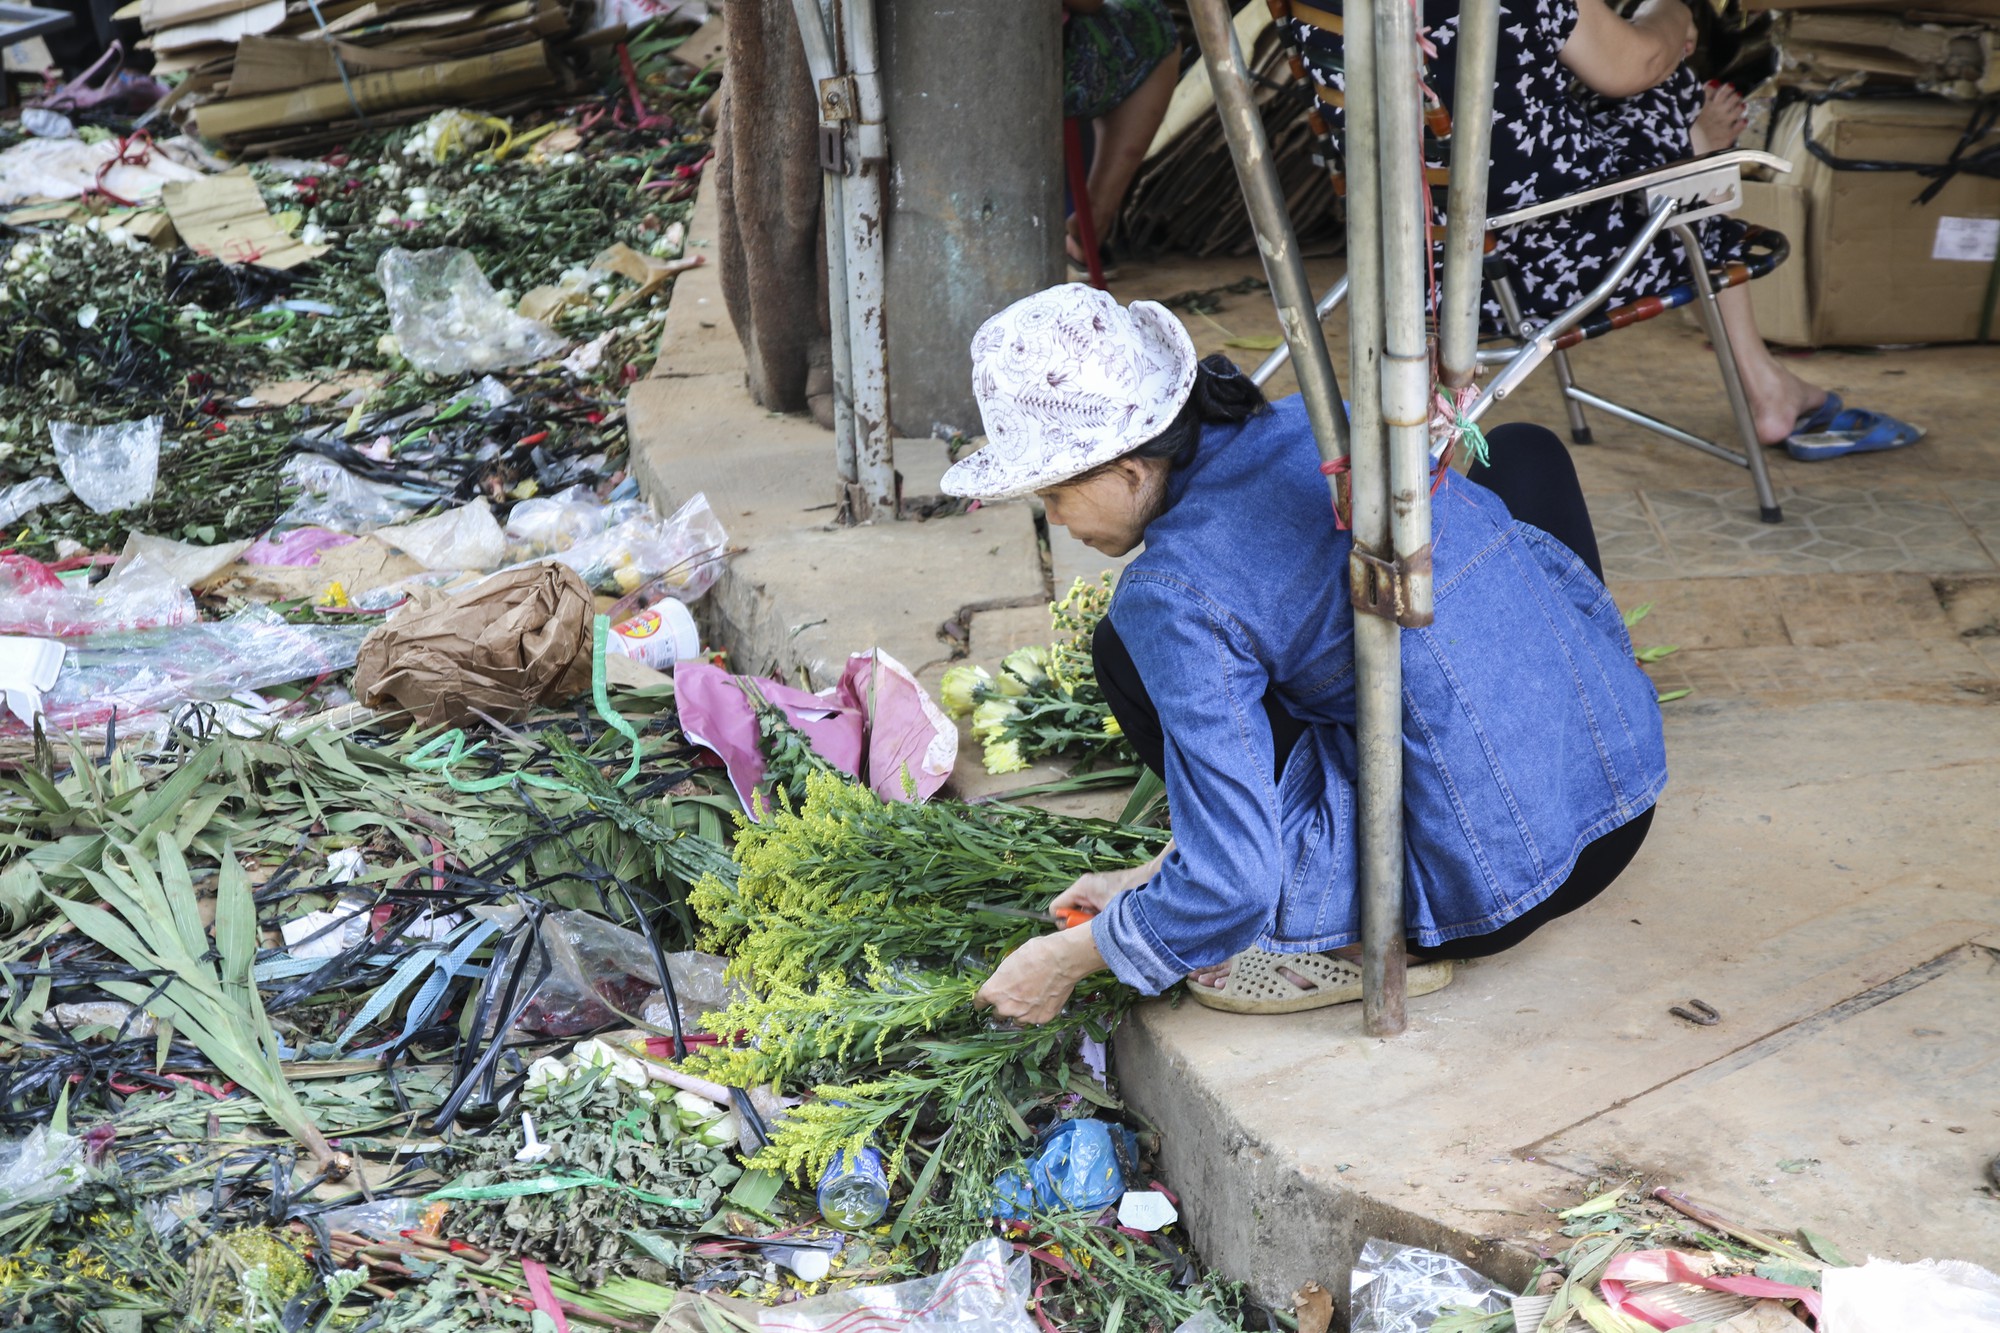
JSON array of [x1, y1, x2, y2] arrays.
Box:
[[816, 1146, 890, 1229], [606, 596, 700, 669]]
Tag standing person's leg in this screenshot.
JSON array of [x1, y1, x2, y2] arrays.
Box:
[[1466, 422, 1606, 580], [1080, 43, 1179, 256]]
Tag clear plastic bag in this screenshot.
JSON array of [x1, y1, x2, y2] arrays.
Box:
[[320, 1196, 443, 1241], [1349, 1239, 1512, 1333], [275, 455, 425, 534], [49, 417, 162, 514], [376, 247, 566, 375], [758, 1238, 1035, 1333], [503, 485, 651, 558], [374, 498, 506, 571], [548, 492, 728, 600], [0, 476, 71, 529], [0, 1127, 87, 1210], [1822, 1257, 2000, 1332], [0, 553, 197, 638], [31, 605, 369, 731], [1170, 1315, 1240, 1333], [485, 907, 744, 1037]]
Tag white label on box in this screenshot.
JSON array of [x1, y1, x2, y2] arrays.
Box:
[[1932, 216, 2000, 263]]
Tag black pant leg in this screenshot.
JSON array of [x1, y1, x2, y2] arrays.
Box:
[[1413, 806, 1655, 960], [1093, 616, 1168, 778], [1466, 421, 1605, 582]]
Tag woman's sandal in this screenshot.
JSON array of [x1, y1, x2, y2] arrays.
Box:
[[1186, 947, 1456, 1015], [1784, 392, 1925, 461]]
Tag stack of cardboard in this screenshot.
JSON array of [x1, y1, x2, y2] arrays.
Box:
[[131, 0, 577, 152], [1764, 8, 2000, 99], [1736, 0, 2000, 345]]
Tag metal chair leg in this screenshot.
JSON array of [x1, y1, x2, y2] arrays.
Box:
[[1550, 346, 1594, 444], [1674, 222, 1782, 524], [1490, 273, 1602, 440]]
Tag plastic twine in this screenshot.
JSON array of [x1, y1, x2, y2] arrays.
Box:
[[1432, 384, 1488, 470]]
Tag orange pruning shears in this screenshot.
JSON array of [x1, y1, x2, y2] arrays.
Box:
[[968, 902, 1099, 929]]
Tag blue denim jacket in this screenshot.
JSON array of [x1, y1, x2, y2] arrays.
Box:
[[1088, 397, 1668, 995]]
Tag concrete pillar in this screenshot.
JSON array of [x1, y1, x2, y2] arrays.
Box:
[[878, 0, 1065, 440]]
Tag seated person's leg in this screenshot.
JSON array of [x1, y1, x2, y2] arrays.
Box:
[[1466, 422, 1605, 581], [1094, 616, 1304, 781], [1412, 807, 1655, 960]]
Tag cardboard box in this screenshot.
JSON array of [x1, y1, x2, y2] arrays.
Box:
[[1736, 97, 2000, 346]]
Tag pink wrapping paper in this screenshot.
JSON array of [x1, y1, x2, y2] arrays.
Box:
[[674, 649, 957, 817], [1601, 1249, 1822, 1328]]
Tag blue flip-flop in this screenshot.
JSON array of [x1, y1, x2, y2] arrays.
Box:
[[1789, 392, 1844, 437], [1786, 396, 1924, 462]]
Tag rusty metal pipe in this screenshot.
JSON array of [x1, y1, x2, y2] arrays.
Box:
[[838, 0, 896, 521], [1344, 0, 1407, 1039]]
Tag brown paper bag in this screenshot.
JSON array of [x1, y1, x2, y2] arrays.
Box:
[[353, 563, 594, 730]]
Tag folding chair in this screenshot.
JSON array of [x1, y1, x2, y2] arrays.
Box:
[[1257, 0, 1794, 523]]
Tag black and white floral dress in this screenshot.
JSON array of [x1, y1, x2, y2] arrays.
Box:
[[1287, 0, 1744, 331]]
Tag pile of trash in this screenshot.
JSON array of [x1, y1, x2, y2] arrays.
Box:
[[0, 587, 1267, 1330], [1341, 1183, 2000, 1333], [0, 59, 1253, 1306]]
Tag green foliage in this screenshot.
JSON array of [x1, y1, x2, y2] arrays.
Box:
[[690, 767, 1165, 988], [54, 835, 333, 1166], [685, 772, 1165, 1271]]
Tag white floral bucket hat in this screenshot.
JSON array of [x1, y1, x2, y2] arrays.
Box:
[[940, 284, 1199, 502]]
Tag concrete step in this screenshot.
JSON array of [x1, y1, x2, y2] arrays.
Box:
[[1114, 694, 2000, 1321]]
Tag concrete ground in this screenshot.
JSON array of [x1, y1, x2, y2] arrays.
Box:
[[631, 197, 2000, 1320]]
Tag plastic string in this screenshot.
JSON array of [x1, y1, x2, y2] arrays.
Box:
[[301, 0, 371, 129]]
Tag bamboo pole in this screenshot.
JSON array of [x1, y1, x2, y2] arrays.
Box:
[[1185, 0, 1350, 479]]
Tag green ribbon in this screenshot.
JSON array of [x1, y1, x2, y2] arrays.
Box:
[[427, 1169, 701, 1211], [1455, 412, 1490, 470]]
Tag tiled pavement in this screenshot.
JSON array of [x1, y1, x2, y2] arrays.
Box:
[[1595, 481, 2000, 582]]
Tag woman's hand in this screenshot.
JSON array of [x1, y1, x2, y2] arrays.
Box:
[[974, 926, 1105, 1025], [1049, 841, 1172, 921]]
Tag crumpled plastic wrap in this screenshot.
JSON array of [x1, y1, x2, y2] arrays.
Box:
[[481, 906, 743, 1037], [0, 553, 197, 638], [275, 455, 426, 534], [0, 1126, 87, 1211], [0, 476, 71, 529], [377, 247, 567, 375], [758, 1238, 1036, 1333], [373, 499, 507, 572], [504, 485, 650, 557], [1349, 1239, 1512, 1333], [1822, 1256, 2000, 1332], [504, 489, 727, 602], [49, 416, 162, 513], [27, 605, 369, 732]]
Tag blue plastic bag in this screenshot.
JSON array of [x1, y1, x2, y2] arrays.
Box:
[[991, 1119, 1136, 1218]]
